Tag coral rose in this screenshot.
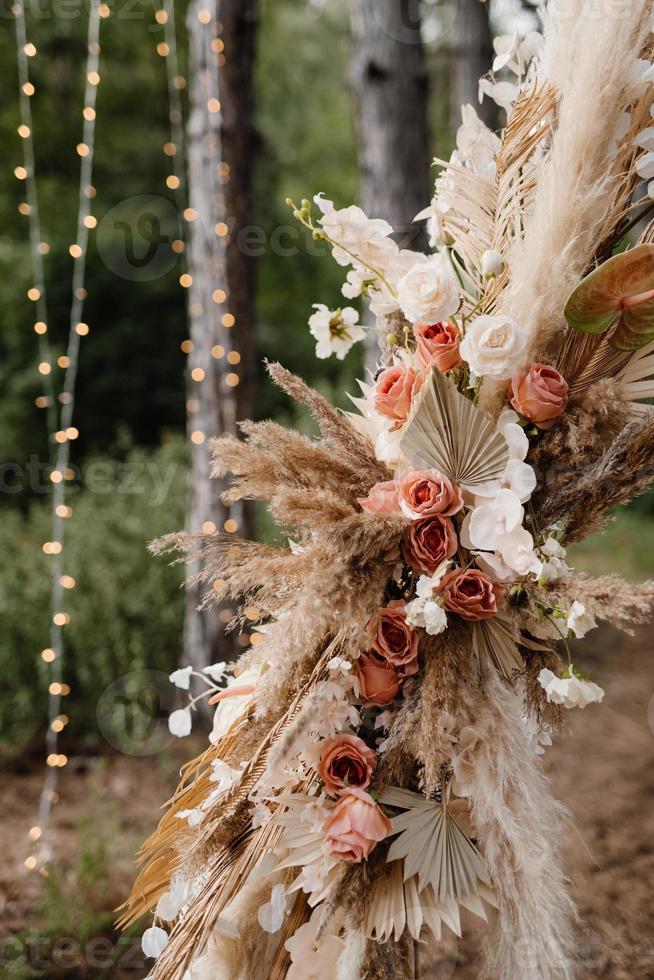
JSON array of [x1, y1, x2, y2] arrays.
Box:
[[374, 365, 424, 425], [402, 516, 458, 575], [439, 567, 504, 621], [413, 321, 462, 372], [355, 653, 401, 706], [317, 734, 377, 797], [509, 363, 569, 429], [399, 468, 463, 519], [357, 479, 400, 516], [323, 788, 392, 862], [370, 600, 419, 675]]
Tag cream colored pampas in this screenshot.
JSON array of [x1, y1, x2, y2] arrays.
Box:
[[460, 668, 575, 980], [480, 0, 653, 416]]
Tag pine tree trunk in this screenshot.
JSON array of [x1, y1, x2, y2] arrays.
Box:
[[349, 0, 431, 372], [451, 0, 497, 132], [184, 0, 257, 674]]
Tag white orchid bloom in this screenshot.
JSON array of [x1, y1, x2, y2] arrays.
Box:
[[467, 488, 524, 552], [308, 304, 364, 360], [496, 526, 543, 577], [497, 408, 529, 460]]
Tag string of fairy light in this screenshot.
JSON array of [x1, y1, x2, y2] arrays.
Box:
[[153, 1, 241, 544], [13, 2, 57, 439], [16, 0, 110, 872]]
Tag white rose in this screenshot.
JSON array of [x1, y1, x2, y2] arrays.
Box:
[[460, 315, 528, 380], [396, 253, 459, 325]]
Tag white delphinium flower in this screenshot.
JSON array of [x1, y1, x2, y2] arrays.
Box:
[[313, 194, 395, 267], [169, 666, 193, 690], [341, 266, 368, 299], [492, 31, 542, 75], [396, 253, 460, 325], [566, 601, 598, 639], [168, 707, 192, 737], [480, 249, 505, 278], [203, 661, 227, 682], [459, 314, 528, 380], [538, 664, 604, 709], [405, 563, 451, 635], [142, 926, 168, 959], [308, 304, 364, 360], [455, 105, 501, 180], [414, 200, 447, 248], [177, 808, 205, 828], [478, 78, 519, 115], [258, 884, 289, 934], [156, 877, 190, 922], [539, 537, 572, 581]]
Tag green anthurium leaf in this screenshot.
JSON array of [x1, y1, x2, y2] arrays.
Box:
[[564, 244, 654, 337]]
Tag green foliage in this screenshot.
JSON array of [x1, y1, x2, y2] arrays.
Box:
[[0, 438, 186, 753]]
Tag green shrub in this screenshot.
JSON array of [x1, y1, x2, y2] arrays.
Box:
[[0, 438, 187, 755]]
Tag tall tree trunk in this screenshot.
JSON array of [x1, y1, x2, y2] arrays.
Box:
[[184, 0, 257, 674], [451, 0, 497, 132], [349, 0, 431, 372]]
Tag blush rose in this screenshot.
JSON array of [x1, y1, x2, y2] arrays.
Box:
[[323, 788, 392, 863], [399, 469, 463, 519], [355, 653, 401, 706], [318, 734, 377, 797], [370, 600, 419, 675], [413, 321, 461, 372], [357, 479, 400, 516], [374, 365, 424, 425], [402, 516, 458, 575], [509, 363, 569, 429], [438, 567, 504, 621]]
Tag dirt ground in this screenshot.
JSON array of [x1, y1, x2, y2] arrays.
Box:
[[2, 624, 653, 978]]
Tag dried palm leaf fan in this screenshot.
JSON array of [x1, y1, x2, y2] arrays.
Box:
[[123, 5, 654, 979]]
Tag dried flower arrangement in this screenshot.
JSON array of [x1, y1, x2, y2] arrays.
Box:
[[122, 6, 654, 979]]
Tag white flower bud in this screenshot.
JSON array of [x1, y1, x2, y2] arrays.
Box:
[[480, 249, 505, 278]]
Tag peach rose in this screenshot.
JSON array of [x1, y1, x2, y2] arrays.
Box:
[[509, 363, 569, 429], [374, 365, 424, 425], [318, 734, 377, 797], [399, 469, 463, 519], [355, 653, 401, 706], [438, 567, 504, 621], [323, 788, 392, 862], [357, 480, 400, 516], [370, 600, 419, 675], [402, 516, 458, 575], [414, 321, 461, 372]]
